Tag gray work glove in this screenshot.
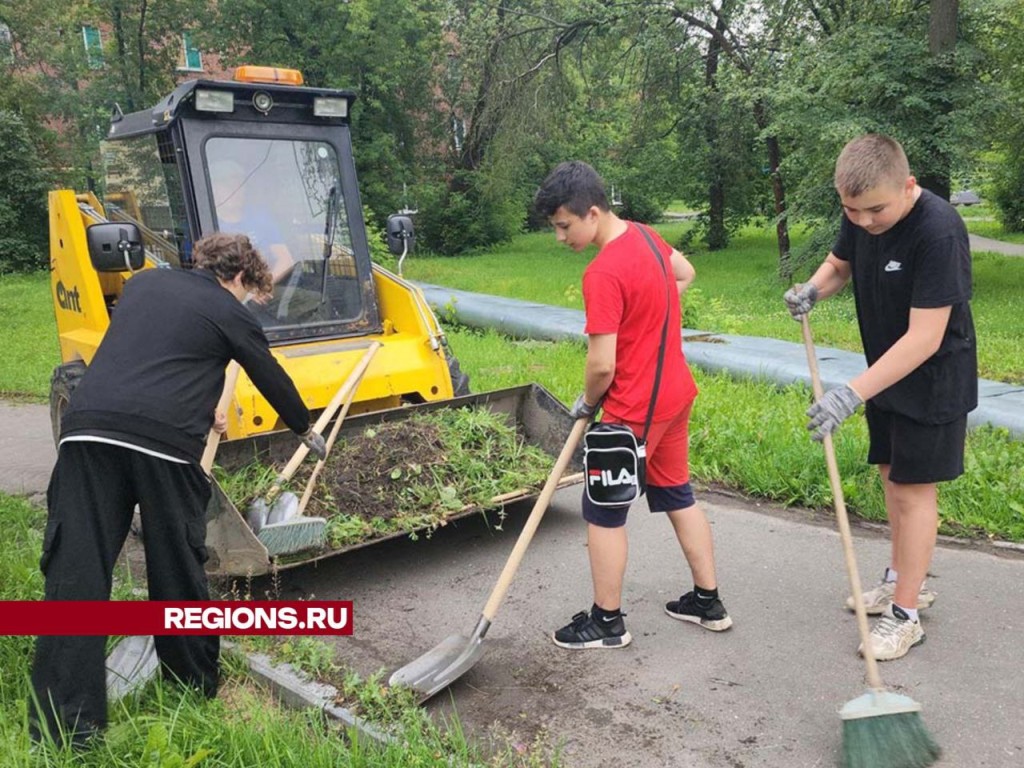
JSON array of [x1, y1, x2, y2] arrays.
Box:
[[570, 393, 602, 421], [298, 428, 327, 461], [806, 384, 863, 442], [784, 283, 819, 320]]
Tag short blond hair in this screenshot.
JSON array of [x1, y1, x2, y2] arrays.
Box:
[[834, 134, 910, 197]]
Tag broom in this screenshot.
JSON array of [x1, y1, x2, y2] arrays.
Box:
[[800, 315, 940, 768]]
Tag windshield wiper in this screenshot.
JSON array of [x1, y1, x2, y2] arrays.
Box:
[[320, 185, 338, 305]]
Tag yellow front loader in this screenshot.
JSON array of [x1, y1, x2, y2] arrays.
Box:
[[48, 67, 577, 576]]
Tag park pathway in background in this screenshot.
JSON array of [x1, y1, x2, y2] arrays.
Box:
[[970, 233, 1024, 257]]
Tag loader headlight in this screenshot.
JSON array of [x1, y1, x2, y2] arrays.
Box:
[[195, 89, 235, 113], [252, 91, 274, 114], [314, 97, 348, 118]]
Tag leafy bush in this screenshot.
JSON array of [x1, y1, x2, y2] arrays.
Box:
[[0, 110, 50, 274], [416, 171, 524, 255], [990, 147, 1024, 232]]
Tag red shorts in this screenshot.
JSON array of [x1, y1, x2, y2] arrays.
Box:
[[580, 403, 696, 527], [607, 402, 692, 487]]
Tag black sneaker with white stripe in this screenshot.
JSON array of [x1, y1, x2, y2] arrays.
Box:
[[665, 591, 733, 632], [552, 608, 632, 650]]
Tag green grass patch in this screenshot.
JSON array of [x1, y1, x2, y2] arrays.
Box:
[[0, 273, 61, 401], [408, 223, 1024, 384], [964, 219, 1024, 245], [442, 326, 1024, 542]]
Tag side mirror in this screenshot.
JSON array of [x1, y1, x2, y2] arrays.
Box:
[[86, 222, 145, 272], [386, 214, 415, 256]]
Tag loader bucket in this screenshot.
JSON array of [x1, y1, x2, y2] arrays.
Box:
[[204, 383, 582, 578]]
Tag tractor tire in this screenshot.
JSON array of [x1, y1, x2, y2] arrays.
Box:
[[49, 361, 87, 448], [447, 353, 471, 397]]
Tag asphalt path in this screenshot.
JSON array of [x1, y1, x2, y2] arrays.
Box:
[[3, 400, 1022, 767], [970, 234, 1024, 257]]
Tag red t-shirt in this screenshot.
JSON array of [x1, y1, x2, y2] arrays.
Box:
[[583, 222, 698, 424]]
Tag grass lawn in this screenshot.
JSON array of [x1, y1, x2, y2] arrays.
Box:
[[0, 274, 60, 401], [408, 222, 1024, 384]]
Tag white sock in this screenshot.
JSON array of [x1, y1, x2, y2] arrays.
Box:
[[884, 567, 898, 583]]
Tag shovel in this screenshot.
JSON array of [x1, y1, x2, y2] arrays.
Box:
[[295, 343, 380, 517], [389, 416, 588, 700], [247, 342, 381, 534], [105, 361, 240, 701]]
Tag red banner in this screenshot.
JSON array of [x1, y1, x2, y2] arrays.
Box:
[[0, 601, 353, 636]]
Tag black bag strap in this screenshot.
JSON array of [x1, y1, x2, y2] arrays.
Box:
[[634, 223, 672, 441]]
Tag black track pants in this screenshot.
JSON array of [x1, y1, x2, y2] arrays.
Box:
[[30, 441, 218, 745]]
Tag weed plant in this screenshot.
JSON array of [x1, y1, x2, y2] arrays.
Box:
[[216, 407, 554, 551]]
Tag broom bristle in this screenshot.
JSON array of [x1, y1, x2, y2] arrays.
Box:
[[257, 517, 327, 557], [841, 691, 940, 768]]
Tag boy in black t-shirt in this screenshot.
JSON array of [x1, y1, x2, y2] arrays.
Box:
[[783, 134, 977, 661]]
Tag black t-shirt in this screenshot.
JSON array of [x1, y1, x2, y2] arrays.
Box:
[[832, 187, 977, 424], [62, 268, 310, 461]]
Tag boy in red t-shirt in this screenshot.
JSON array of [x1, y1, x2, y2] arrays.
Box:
[[534, 161, 732, 650]]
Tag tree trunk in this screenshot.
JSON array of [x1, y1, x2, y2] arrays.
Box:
[[919, 0, 958, 202], [704, 13, 727, 250], [752, 99, 791, 276], [929, 0, 958, 55]]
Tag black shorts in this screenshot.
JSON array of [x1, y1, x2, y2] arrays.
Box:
[[865, 403, 967, 484]]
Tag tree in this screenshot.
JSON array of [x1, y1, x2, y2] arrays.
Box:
[[1, 0, 208, 188], [0, 110, 51, 272], [207, 0, 447, 226]]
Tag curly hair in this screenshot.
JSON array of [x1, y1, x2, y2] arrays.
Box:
[[192, 233, 273, 296]]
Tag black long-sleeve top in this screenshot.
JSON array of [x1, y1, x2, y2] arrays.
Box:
[[61, 268, 310, 462]]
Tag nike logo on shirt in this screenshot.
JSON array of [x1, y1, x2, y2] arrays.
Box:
[[884, 260, 903, 272]]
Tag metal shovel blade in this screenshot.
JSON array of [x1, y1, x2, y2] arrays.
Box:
[[265, 492, 299, 525], [105, 635, 158, 701], [388, 620, 488, 700]]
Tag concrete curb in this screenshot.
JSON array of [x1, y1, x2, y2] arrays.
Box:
[[223, 641, 396, 745]]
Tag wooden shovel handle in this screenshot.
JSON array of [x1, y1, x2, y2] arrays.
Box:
[[296, 343, 381, 515], [800, 315, 884, 690], [200, 361, 241, 475], [269, 342, 382, 497], [481, 417, 589, 622]]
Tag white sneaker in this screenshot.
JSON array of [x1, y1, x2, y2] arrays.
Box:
[[858, 604, 925, 661], [845, 578, 937, 615]]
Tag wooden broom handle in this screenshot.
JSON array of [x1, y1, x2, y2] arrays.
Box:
[[481, 417, 589, 622], [200, 361, 241, 474], [800, 315, 884, 690], [270, 342, 382, 493], [296, 343, 381, 515]]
